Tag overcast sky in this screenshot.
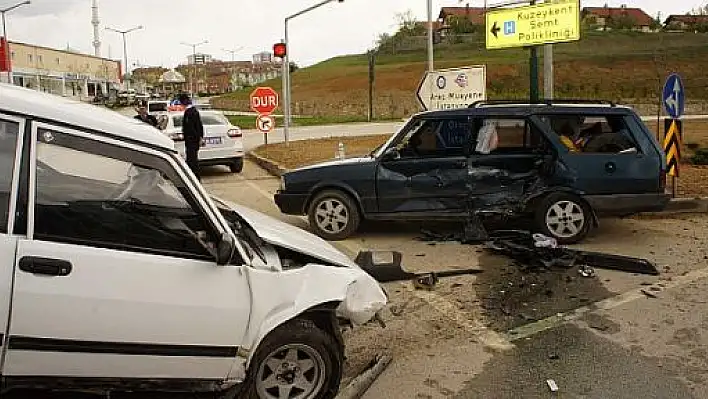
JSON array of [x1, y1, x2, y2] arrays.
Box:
[[1, 0, 703, 70]]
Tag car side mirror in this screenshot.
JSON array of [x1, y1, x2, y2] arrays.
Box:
[[382, 147, 400, 161], [216, 233, 236, 265]]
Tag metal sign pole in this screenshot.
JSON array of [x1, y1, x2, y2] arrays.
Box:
[[528, 0, 539, 103]]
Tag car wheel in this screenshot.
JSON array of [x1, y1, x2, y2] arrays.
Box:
[[238, 319, 343, 399], [230, 158, 244, 173], [308, 190, 360, 241], [535, 192, 591, 244]]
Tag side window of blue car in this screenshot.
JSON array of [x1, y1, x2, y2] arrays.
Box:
[[541, 114, 640, 154], [397, 118, 473, 158]]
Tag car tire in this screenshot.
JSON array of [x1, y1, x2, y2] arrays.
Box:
[[229, 158, 244, 173], [308, 190, 360, 241], [535, 192, 591, 244], [237, 319, 343, 399]]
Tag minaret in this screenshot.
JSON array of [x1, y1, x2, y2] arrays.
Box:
[[92, 0, 101, 57]]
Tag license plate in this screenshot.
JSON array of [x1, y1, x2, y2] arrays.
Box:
[[205, 137, 222, 145]]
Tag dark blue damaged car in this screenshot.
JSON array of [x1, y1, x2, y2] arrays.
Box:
[[274, 100, 670, 244]]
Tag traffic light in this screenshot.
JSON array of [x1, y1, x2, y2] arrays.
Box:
[[273, 42, 287, 58]]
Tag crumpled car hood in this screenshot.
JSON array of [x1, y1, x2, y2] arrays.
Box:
[[213, 196, 359, 269]]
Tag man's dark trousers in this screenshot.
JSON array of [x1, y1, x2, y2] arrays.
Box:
[[185, 142, 200, 181]]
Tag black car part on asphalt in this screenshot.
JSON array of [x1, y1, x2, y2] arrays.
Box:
[[484, 230, 660, 276], [354, 250, 484, 289]]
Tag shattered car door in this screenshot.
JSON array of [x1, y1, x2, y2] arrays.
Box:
[[376, 157, 468, 212], [375, 118, 472, 213]]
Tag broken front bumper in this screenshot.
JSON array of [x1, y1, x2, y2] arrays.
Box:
[[335, 272, 389, 326], [274, 191, 309, 215]]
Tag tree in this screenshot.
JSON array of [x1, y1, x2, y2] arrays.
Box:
[[395, 10, 421, 35], [447, 15, 478, 34], [650, 12, 662, 30], [607, 14, 637, 30]]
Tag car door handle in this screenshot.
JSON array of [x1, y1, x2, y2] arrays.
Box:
[[19, 257, 72, 277], [454, 160, 468, 169], [605, 162, 617, 174]]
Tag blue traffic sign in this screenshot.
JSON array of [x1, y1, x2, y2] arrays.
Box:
[[663, 73, 685, 119]]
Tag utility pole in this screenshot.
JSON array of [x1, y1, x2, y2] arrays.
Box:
[[544, 43, 553, 100], [368, 50, 376, 121], [528, 0, 539, 102], [283, 0, 345, 145], [105, 25, 143, 91], [1, 1, 31, 85], [427, 0, 434, 71], [181, 40, 208, 97]]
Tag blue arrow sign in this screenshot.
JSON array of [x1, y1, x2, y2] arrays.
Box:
[[663, 73, 685, 119]]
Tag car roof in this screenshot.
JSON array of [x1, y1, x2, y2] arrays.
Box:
[[416, 103, 635, 119], [0, 83, 175, 151]]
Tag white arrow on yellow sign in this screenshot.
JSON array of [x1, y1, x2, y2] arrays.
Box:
[[485, 0, 580, 50]]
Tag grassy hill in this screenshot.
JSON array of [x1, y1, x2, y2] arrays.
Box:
[[213, 31, 708, 120]]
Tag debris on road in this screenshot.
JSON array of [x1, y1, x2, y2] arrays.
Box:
[[641, 289, 659, 298], [355, 251, 483, 289], [546, 379, 559, 392], [335, 354, 393, 399], [485, 230, 660, 276]]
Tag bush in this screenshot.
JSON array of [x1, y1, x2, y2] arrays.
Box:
[[690, 148, 708, 165], [687, 142, 701, 151]]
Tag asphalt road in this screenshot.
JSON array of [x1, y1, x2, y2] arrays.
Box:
[[239, 121, 402, 151], [117, 106, 403, 152]]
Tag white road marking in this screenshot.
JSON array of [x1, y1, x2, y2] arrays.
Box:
[[505, 265, 708, 341], [244, 179, 275, 200]]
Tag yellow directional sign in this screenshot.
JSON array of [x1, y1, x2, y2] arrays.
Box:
[[663, 119, 682, 177], [485, 0, 580, 50]]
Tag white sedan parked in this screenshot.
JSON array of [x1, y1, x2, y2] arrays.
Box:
[[162, 110, 245, 173]]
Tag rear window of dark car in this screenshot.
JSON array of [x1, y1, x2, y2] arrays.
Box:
[[148, 103, 168, 113], [171, 113, 228, 127]]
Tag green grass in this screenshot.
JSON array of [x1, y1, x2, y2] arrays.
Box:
[[227, 114, 399, 129], [212, 31, 708, 119]]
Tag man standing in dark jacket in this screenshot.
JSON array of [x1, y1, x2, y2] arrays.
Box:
[[179, 93, 205, 180]]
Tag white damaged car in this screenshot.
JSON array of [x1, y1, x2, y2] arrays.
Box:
[[0, 83, 387, 398]]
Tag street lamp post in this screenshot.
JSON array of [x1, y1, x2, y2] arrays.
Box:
[[105, 25, 143, 91], [426, 0, 434, 72], [222, 47, 243, 92], [283, 0, 344, 145], [221, 46, 243, 62], [1, 1, 31, 85], [181, 40, 208, 98]]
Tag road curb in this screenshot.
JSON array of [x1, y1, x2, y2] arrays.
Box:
[[247, 151, 708, 216], [641, 197, 708, 216], [246, 151, 289, 177]]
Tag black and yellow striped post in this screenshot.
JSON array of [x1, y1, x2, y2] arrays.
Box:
[[663, 118, 682, 197]]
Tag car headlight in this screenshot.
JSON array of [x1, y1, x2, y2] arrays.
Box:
[[279, 176, 286, 191]]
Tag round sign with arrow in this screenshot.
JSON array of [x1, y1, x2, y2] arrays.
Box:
[[256, 114, 275, 134], [663, 73, 685, 119]]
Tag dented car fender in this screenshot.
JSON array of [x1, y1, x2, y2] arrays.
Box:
[[237, 263, 387, 369]]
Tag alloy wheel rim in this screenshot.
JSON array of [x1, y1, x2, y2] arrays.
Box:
[[255, 343, 326, 399], [545, 200, 585, 238], [314, 199, 349, 234]]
